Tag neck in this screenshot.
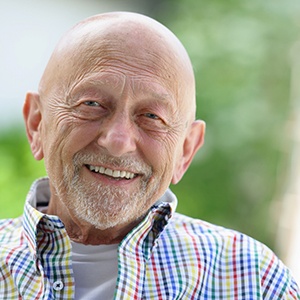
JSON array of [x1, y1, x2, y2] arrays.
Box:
[[65, 218, 141, 245], [47, 199, 144, 245]]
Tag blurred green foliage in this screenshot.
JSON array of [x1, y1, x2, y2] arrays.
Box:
[[155, 0, 299, 249], [0, 128, 46, 217], [0, 0, 299, 253]]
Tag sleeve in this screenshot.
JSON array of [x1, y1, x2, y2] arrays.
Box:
[[259, 243, 300, 300]]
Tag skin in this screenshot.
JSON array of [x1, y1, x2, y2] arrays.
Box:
[[23, 12, 205, 245]]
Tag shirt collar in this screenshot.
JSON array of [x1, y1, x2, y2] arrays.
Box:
[[22, 177, 178, 259], [119, 189, 178, 260], [22, 177, 64, 255], [153, 187, 178, 212]]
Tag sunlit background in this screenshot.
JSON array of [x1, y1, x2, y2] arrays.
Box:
[[0, 0, 299, 282]]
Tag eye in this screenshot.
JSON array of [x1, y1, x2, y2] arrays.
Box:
[[144, 112, 159, 120], [83, 101, 100, 107]]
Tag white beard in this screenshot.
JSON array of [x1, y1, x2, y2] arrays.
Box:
[[54, 152, 158, 230]]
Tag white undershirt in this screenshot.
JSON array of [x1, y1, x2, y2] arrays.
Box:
[[71, 241, 119, 300]]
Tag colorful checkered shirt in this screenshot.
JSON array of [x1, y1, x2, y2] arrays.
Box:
[[0, 178, 299, 299]]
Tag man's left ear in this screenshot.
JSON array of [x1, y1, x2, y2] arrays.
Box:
[[171, 120, 205, 184]]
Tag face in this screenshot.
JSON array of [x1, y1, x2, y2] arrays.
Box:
[[24, 16, 204, 230]]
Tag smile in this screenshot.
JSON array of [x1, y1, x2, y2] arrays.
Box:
[[87, 164, 136, 179]]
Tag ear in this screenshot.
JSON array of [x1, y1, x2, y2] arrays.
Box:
[[23, 91, 44, 160], [171, 120, 205, 184]]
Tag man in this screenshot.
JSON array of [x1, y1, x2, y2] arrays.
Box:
[[0, 12, 299, 299]]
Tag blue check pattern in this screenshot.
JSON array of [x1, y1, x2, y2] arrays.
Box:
[[0, 178, 299, 299]]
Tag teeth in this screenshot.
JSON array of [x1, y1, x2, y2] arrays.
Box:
[[104, 169, 113, 176], [112, 170, 120, 178], [88, 165, 135, 179]]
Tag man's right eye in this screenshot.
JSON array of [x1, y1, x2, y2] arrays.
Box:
[[83, 101, 100, 107]]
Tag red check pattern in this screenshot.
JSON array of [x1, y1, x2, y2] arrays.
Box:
[[0, 178, 299, 299]]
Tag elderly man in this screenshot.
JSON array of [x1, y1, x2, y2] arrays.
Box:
[[0, 12, 299, 299]]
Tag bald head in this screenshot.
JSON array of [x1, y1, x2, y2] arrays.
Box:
[[39, 12, 196, 121], [24, 12, 205, 233]]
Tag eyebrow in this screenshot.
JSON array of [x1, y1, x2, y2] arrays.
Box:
[[137, 89, 173, 102], [131, 78, 175, 102], [68, 72, 175, 105]]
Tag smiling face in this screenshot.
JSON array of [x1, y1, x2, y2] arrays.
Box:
[[23, 12, 205, 232]]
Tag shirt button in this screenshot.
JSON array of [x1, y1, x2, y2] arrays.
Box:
[[53, 280, 64, 291], [46, 221, 55, 231]]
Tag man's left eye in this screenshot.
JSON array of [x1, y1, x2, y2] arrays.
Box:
[[144, 113, 159, 119], [84, 101, 100, 107]]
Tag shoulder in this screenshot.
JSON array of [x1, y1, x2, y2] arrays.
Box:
[[150, 212, 300, 298], [167, 212, 252, 244], [164, 213, 287, 275], [0, 217, 23, 244]]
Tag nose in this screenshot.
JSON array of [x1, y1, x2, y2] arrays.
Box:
[[97, 115, 137, 157]]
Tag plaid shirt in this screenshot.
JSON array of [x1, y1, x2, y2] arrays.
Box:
[[0, 178, 299, 299]]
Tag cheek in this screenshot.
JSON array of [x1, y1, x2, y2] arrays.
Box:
[[42, 118, 97, 169], [141, 131, 181, 178]]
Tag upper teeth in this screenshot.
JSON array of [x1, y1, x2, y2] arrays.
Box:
[[88, 165, 135, 179]]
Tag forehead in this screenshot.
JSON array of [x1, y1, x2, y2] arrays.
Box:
[[70, 42, 178, 92], [40, 15, 195, 118], [68, 71, 176, 104]]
